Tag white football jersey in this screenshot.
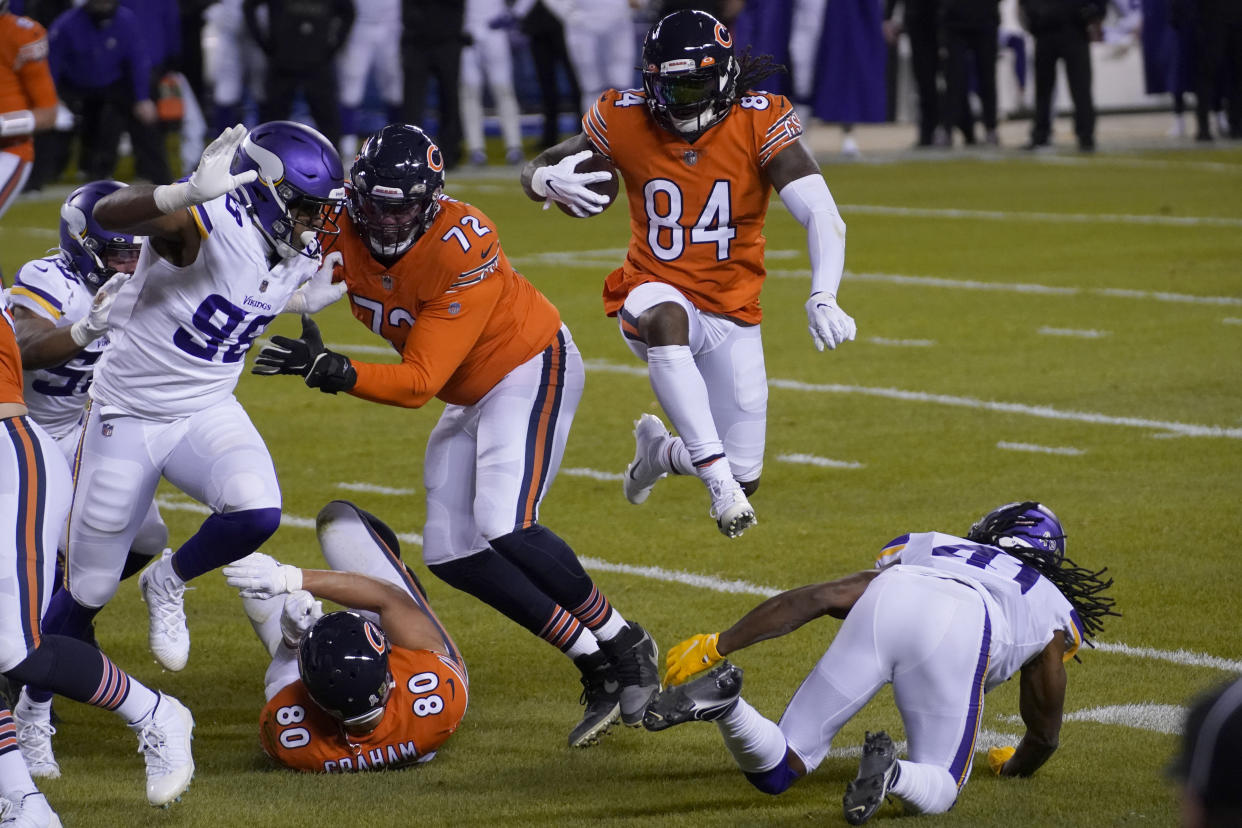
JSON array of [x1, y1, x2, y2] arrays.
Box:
[[8, 255, 107, 439], [91, 193, 317, 419], [875, 531, 1084, 690]]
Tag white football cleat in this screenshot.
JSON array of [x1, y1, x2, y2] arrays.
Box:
[[0, 790, 62, 828], [139, 549, 189, 671], [707, 477, 756, 539], [623, 414, 670, 505], [135, 693, 195, 808], [13, 701, 59, 779]]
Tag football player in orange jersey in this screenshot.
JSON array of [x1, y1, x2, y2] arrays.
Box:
[[0, 300, 194, 820], [521, 10, 857, 539], [0, 0, 59, 225], [251, 123, 661, 749], [224, 500, 469, 773]]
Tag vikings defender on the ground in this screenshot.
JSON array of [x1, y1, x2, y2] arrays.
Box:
[[252, 123, 660, 748], [0, 292, 194, 820], [522, 10, 857, 540], [33, 123, 348, 693], [643, 502, 1118, 825], [225, 501, 468, 773]]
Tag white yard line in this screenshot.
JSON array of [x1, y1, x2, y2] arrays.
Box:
[[1038, 327, 1110, 338], [1001, 703, 1186, 735], [561, 467, 625, 482], [868, 337, 936, 347], [997, 441, 1086, 456], [839, 203, 1242, 229], [153, 494, 1241, 677], [777, 453, 865, 469], [336, 481, 417, 496]]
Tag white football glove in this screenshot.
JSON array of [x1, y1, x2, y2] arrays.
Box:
[[153, 124, 259, 214], [280, 589, 323, 648], [223, 552, 303, 598], [805, 291, 857, 351], [531, 150, 612, 218], [69, 270, 132, 347], [283, 251, 347, 315]]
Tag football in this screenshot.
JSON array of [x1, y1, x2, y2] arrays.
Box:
[[556, 153, 619, 217]]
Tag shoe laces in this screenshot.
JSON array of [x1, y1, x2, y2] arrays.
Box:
[[578, 665, 618, 706], [16, 720, 56, 766], [148, 580, 189, 633], [137, 718, 175, 776]]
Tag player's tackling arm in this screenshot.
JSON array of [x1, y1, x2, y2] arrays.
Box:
[[298, 570, 450, 655], [1001, 632, 1067, 777]]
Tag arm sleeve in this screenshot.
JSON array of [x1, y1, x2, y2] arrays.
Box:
[[778, 173, 847, 298], [348, 274, 504, 408]]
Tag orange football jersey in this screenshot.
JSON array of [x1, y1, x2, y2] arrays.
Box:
[[582, 89, 804, 325], [0, 14, 56, 163], [259, 646, 468, 773], [329, 197, 562, 407], [0, 304, 24, 404]]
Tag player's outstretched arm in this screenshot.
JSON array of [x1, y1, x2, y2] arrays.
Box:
[[11, 271, 132, 367], [770, 141, 857, 352], [225, 552, 450, 655], [995, 632, 1067, 777], [663, 571, 880, 685]]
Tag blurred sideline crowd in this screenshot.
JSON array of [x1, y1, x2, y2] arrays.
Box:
[[3, 0, 1240, 193]]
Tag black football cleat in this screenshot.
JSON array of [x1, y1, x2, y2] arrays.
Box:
[[568, 653, 621, 748], [642, 661, 742, 732], [600, 622, 661, 727], [843, 731, 900, 825]]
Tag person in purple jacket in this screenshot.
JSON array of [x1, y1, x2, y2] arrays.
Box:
[[37, 0, 170, 186]]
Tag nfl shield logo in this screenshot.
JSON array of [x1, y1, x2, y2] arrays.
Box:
[[259, 279, 269, 293], [101, 423, 113, 437], [381, 274, 393, 290], [683, 150, 698, 166]]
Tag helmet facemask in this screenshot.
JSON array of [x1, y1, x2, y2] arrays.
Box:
[[59, 180, 142, 293], [347, 184, 440, 260], [644, 59, 739, 141]]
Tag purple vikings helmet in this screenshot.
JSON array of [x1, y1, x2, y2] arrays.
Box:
[[230, 121, 345, 258], [966, 501, 1067, 565], [59, 180, 142, 293], [641, 10, 741, 142]]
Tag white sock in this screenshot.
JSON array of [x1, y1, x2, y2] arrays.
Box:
[[715, 698, 788, 773], [646, 345, 725, 470], [889, 759, 959, 814], [120, 683, 161, 727], [14, 691, 50, 722], [592, 611, 628, 643], [664, 436, 696, 476], [565, 629, 600, 661], [0, 752, 36, 797]]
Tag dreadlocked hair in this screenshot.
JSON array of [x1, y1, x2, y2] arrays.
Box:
[[1003, 547, 1120, 647], [736, 49, 787, 95]]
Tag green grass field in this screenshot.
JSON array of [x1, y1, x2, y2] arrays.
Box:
[[1, 143, 1240, 827]]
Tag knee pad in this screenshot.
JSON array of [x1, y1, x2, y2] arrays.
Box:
[[75, 459, 148, 534]]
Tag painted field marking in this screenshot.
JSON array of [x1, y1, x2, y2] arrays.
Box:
[[336, 482, 417, 496], [1225, 318, 1242, 325], [1024, 155, 1242, 176], [153, 494, 1242, 676], [579, 359, 1242, 440], [1039, 327, 1110, 338], [868, 337, 936, 347], [777, 452, 865, 470], [1000, 703, 1185, 736], [561, 467, 624, 482], [839, 203, 1242, 229], [997, 441, 1086, 456]]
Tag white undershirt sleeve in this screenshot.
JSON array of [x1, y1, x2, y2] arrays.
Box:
[[778, 173, 847, 298]]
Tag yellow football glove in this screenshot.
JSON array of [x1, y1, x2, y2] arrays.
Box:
[[988, 746, 1016, 775], [663, 633, 723, 686]]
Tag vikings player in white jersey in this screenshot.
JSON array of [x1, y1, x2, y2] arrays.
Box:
[[39, 123, 347, 693], [643, 502, 1118, 826]]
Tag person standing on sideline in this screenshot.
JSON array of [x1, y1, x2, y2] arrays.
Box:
[[460, 0, 524, 166], [644, 502, 1118, 826], [0, 0, 58, 224], [941, 0, 1002, 145], [1020, 0, 1105, 150], [521, 10, 856, 539], [251, 123, 661, 749], [336, 0, 403, 160], [401, 0, 464, 168], [884, 0, 944, 146], [513, 0, 581, 151]]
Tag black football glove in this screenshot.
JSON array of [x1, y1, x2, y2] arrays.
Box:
[[251, 315, 356, 394]]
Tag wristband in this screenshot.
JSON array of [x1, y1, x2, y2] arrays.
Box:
[[153, 181, 193, 214], [530, 166, 550, 198], [69, 317, 99, 347], [0, 110, 35, 138]]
